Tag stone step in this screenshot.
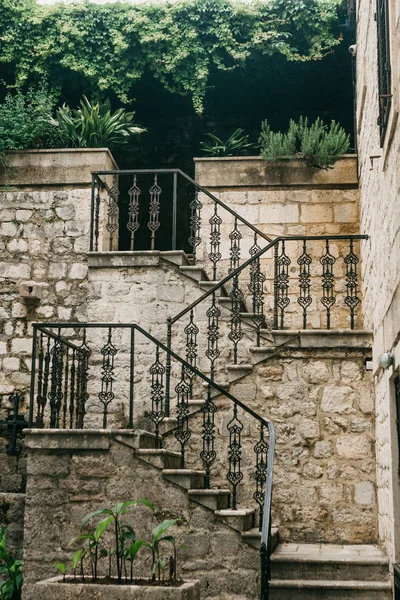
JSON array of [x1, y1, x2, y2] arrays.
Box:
[[241, 526, 279, 551], [226, 364, 253, 382], [188, 489, 231, 511], [198, 281, 229, 297], [135, 449, 182, 469], [162, 469, 206, 490], [269, 579, 392, 600], [179, 265, 209, 282], [159, 250, 191, 266], [271, 543, 390, 582], [249, 346, 275, 363], [214, 508, 255, 532], [217, 295, 247, 311]]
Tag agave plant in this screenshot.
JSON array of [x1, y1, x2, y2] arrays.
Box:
[[51, 96, 145, 150], [200, 128, 257, 157]]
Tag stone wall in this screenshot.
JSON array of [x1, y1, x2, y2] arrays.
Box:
[[194, 156, 363, 330], [165, 333, 377, 544], [22, 431, 261, 600], [356, 0, 400, 562]]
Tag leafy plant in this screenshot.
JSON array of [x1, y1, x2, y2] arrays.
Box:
[[143, 519, 178, 582], [200, 128, 257, 157], [51, 97, 145, 150], [0, 526, 23, 600], [259, 116, 350, 169]]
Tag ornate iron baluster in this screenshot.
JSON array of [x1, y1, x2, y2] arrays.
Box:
[[98, 327, 118, 428], [48, 332, 66, 429], [76, 330, 90, 429], [127, 175, 141, 250], [62, 348, 69, 429], [226, 403, 244, 509], [147, 174, 162, 251], [320, 239, 336, 329], [229, 217, 242, 273], [106, 184, 120, 251], [206, 292, 221, 381], [185, 310, 199, 396], [344, 239, 360, 330], [94, 184, 101, 252], [69, 349, 76, 428], [254, 425, 269, 530], [149, 345, 166, 448], [249, 234, 266, 346], [274, 240, 291, 329], [209, 202, 222, 280], [174, 366, 191, 468], [297, 240, 312, 329], [229, 275, 244, 365], [188, 190, 202, 264], [35, 333, 46, 427], [0, 392, 28, 456], [200, 385, 217, 489]]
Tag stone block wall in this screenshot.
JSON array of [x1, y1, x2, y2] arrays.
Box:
[[356, 0, 400, 562], [22, 431, 261, 600]]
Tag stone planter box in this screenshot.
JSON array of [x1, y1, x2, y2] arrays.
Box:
[[30, 577, 201, 599], [1, 148, 117, 186], [194, 155, 358, 188]]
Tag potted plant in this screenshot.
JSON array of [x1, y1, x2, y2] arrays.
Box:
[[30, 499, 200, 599]]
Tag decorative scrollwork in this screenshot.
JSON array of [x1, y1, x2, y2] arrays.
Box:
[[48, 332, 66, 429], [344, 239, 360, 330], [320, 239, 336, 329], [76, 330, 90, 429], [147, 175, 162, 250], [229, 275, 244, 364], [174, 366, 191, 467], [229, 217, 242, 273], [274, 240, 291, 329], [200, 385, 217, 488], [36, 333, 48, 427], [206, 292, 221, 381], [189, 191, 202, 262], [127, 175, 141, 250], [94, 184, 101, 252], [227, 403, 244, 509], [149, 345, 166, 447], [297, 239, 312, 329], [254, 425, 269, 530], [185, 310, 199, 394], [69, 349, 76, 428], [209, 202, 222, 280], [98, 327, 118, 428], [106, 184, 120, 250], [249, 234, 266, 344]]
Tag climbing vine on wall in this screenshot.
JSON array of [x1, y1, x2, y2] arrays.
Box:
[[0, 0, 344, 113]]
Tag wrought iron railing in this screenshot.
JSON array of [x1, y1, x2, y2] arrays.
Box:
[[166, 235, 368, 385], [28, 321, 275, 595], [376, 0, 392, 146], [90, 169, 271, 277]]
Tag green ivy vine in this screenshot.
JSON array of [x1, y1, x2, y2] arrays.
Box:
[[0, 0, 344, 113]]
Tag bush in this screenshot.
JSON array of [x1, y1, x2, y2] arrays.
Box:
[[200, 128, 257, 157], [259, 117, 350, 169]]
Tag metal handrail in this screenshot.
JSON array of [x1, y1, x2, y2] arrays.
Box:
[[90, 168, 273, 252], [170, 234, 369, 325]]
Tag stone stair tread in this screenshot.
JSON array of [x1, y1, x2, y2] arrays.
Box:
[[271, 543, 388, 564], [136, 449, 181, 458], [215, 508, 255, 517], [250, 346, 275, 353], [242, 526, 279, 539], [188, 489, 231, 496], [270, 579, 391, 590], [179, 265, 209, 281], [162, 469, 206, 476], [226, 364, 253, 371]]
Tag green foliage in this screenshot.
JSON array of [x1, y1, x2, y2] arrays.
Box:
[[143, 519, 179, 582], [200, 128, 256, 156], [51, 97, 145, 150], [0, 79, 62, 155], [259, 116, 350, 169], [0, 0, 344, 113], [0, 526, 23, 600]]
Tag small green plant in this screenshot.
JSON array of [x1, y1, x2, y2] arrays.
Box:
[[54, 498, 182, 586], [0, 526, 23, 600], [259, 117, 350, 169], [200, 128, 257, 157], [51, 97, 145, 150]]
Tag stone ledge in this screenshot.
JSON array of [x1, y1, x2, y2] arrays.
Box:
[[88, 250, 189, 268], [1, 149, 118, 187], [23, 429, 149, 451], [272, 330, 372, 349], [194, 155, 358, 188]]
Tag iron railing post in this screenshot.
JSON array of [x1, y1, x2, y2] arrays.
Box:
[[29, 326, 37, 427], [273, 243, 279, 330], [128, 327, 135, 428], [165, 317, 172, 417], [172, 172, 178, 251], [89, 174, 95, 252]]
